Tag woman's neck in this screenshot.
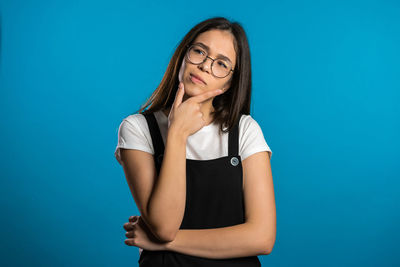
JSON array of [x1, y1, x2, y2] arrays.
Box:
[[162, 103, 215, 126]]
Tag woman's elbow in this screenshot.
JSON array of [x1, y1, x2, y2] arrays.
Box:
[[153, 227, 178, 242], [259, 236, 276, 255], [143, 216, 178, 242]]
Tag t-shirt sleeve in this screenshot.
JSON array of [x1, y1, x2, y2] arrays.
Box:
[[239, 116, 273, 161], [114, 116, 154, 165]]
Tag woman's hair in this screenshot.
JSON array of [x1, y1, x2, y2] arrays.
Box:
[[135, 16, 252, 133]]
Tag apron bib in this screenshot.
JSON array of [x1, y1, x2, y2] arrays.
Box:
[[138, 112, 261, 267]]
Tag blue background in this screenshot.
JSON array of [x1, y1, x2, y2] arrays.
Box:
[[1, 0, 399, 266]]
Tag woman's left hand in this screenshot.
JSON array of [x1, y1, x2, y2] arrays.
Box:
[[123, 215, 169, 251]]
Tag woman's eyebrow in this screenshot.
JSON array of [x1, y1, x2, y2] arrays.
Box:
[[193, 42, 233, 63]]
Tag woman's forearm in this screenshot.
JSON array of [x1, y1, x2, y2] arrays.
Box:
[[163, 222, 269, 259], [146, 126, 187, 241]]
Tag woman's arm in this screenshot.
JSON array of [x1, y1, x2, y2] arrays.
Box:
[[162, 151, 276, 259], [145, 126, 188, 241], [120, 125, 187, 243], [163, 222, 269, 259]]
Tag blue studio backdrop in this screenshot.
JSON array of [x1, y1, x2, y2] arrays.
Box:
[[1, 0, 399, 266]]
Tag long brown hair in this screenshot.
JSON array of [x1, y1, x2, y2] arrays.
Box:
[[135, 16, 252, 134]]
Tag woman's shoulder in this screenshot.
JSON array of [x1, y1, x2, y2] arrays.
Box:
[[122, 113, 147, 125], [238, 113, 273, 160], [119, 110, 167, 135], [117, 113, 151, 140], [123, 110, 166, 124], [238, 113, 261, 132], [114, 113, 154, 164], [218, 114, 259, 134]]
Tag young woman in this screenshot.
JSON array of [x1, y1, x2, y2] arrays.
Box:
[[115, 16, 276, 266]]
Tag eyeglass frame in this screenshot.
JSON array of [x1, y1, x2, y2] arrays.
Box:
[[184, 44, 235, 78]]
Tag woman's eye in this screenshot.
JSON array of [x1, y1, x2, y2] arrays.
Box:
[[218, 61, 228, 69], [194, 49, 205, 55]]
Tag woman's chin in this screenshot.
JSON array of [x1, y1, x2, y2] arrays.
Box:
[[184, 83, 206, 95]]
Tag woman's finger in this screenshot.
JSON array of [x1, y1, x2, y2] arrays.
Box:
[[125, 231, 135, 238], [191, 88, 223, 104], [123, 222, 131, 231], [129, 216, 139, 222], [172, 82, 185, 109], [123, 221, 137, 231], [125, 239, 135, 246]]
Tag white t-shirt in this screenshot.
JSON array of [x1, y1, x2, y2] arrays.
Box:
[[114, 110, 272, 164]]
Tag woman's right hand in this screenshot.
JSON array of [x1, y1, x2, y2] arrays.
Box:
[[167, 82, 223, 138]]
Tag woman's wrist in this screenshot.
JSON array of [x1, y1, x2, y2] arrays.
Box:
[[167, 124, 188, 143], [162, 238, 175, 251]]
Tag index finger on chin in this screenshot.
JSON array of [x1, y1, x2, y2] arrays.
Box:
[[193, 89, 223, 103], [173, 82, 185, 108]]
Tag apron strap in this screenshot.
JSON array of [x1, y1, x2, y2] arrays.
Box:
[[143, 112, 165, 172], [228, 118, 239, 156]]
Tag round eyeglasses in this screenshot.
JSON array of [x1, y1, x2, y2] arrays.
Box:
[[185, 44, 234, 78]]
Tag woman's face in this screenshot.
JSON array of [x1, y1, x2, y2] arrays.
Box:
[[179, 29, 237, 97]]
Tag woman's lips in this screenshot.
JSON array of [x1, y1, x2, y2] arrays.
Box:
[[190, 73, 206, 84]]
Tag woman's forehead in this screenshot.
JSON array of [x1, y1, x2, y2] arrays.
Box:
[[193, 30, 236, 64]]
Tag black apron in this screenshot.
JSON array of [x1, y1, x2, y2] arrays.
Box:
[[138, 112, 261, 267]]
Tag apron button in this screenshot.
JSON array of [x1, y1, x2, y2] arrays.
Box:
[[230, 157, 239, 166]]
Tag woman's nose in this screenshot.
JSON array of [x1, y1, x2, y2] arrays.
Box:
[[198, 57, 212, 73]]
